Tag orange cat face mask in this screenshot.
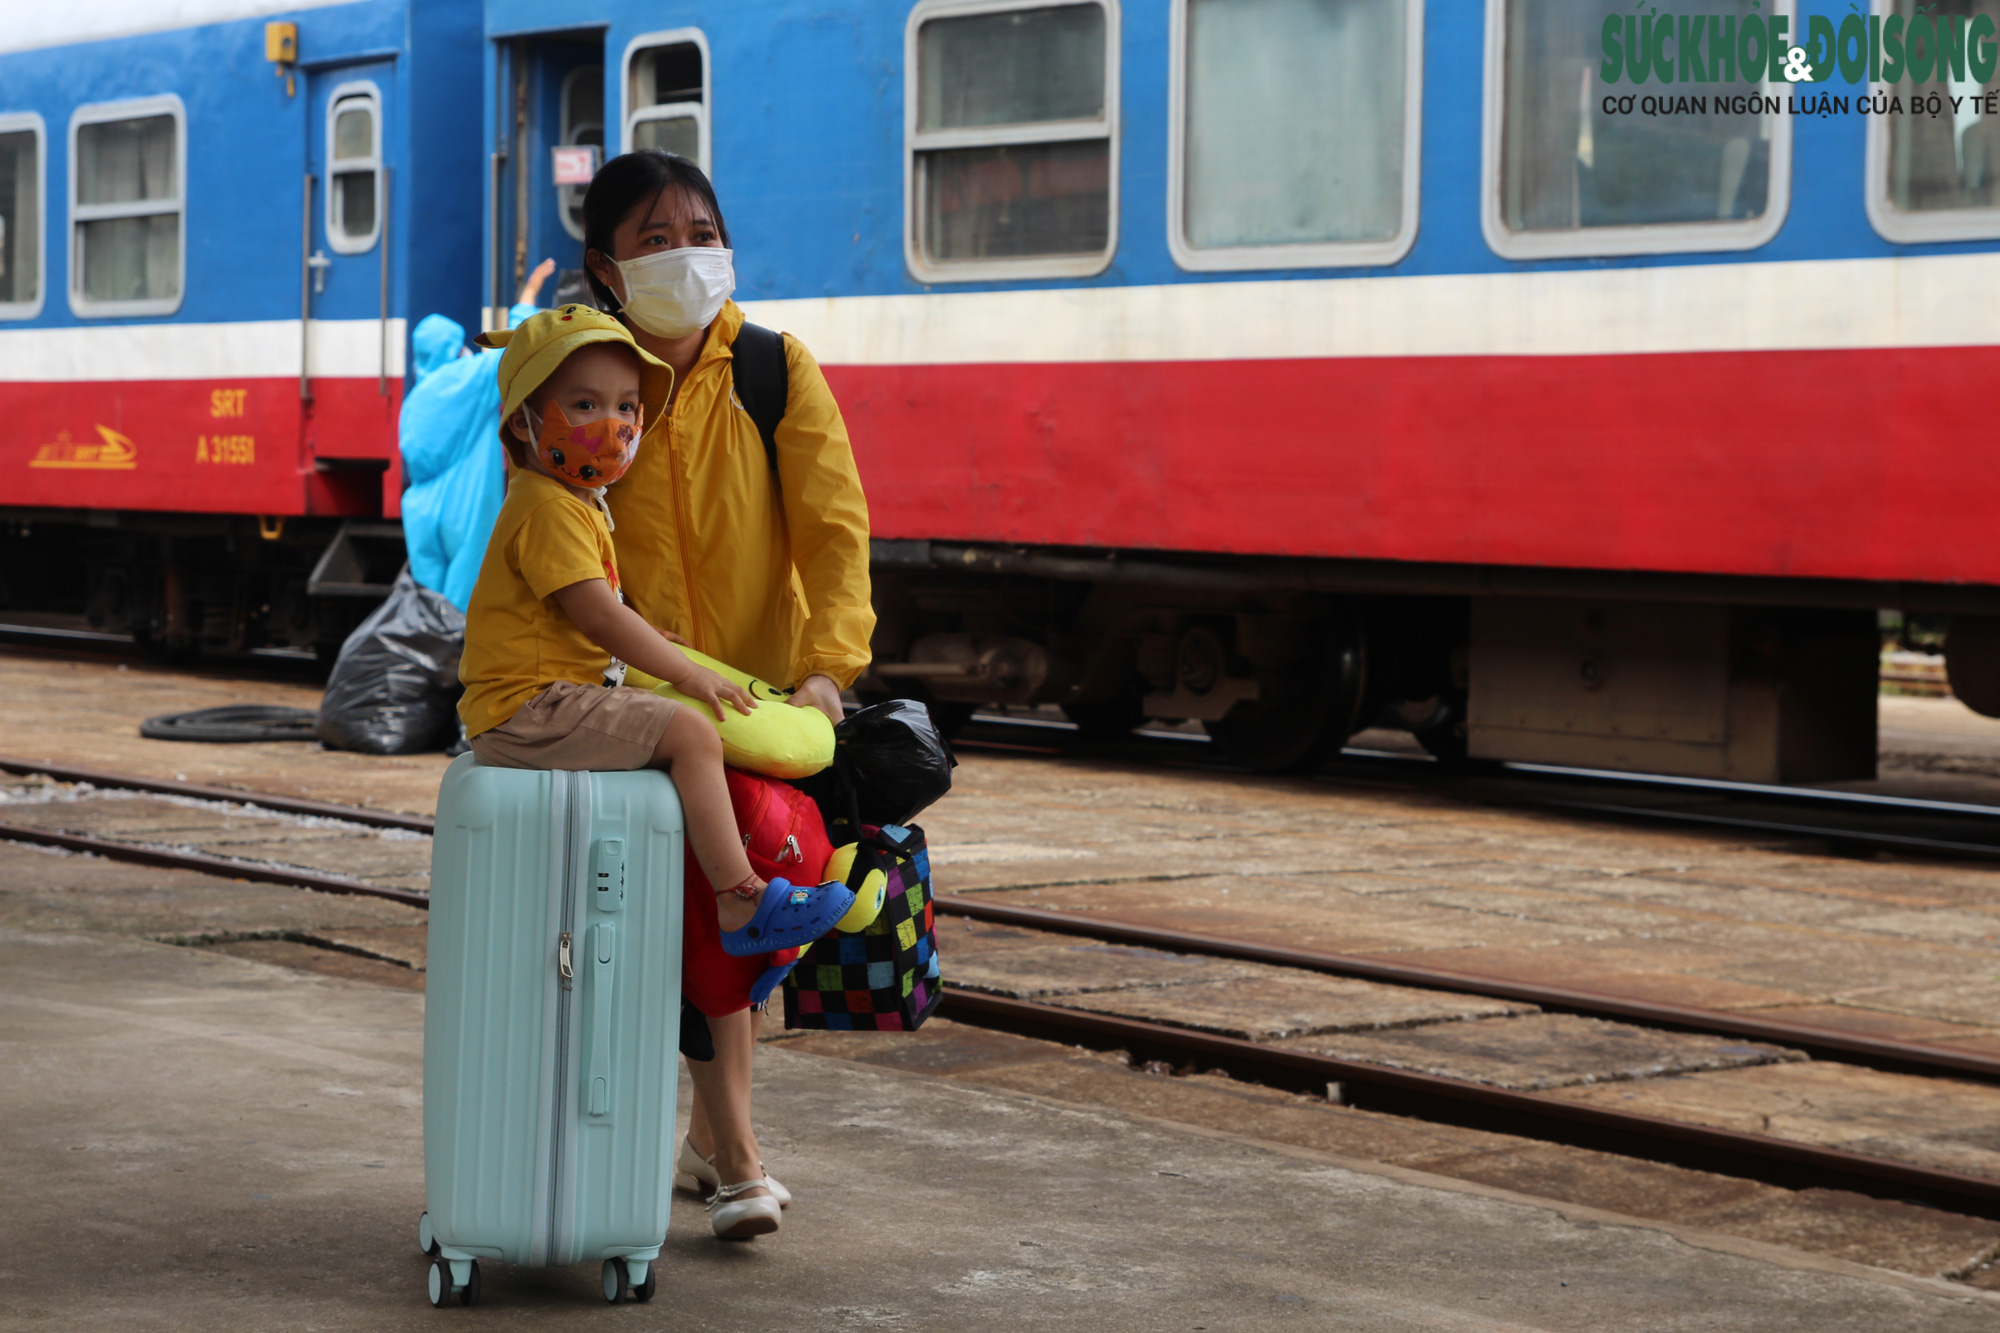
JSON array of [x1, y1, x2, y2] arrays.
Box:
[[522, 401, 643, 488]]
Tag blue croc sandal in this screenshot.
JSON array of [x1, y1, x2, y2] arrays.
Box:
[[720, 878, 857, 958]]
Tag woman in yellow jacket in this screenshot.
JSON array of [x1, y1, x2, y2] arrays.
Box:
[[582, 151, 873, 1241]]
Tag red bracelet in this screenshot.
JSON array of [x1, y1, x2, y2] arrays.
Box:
[[719, 874, 763, 902]]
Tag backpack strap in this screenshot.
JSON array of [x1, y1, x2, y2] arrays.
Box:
[[730, 320, 789, 475]]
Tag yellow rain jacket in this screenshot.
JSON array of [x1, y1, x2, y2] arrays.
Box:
[[605, 301, 874, 690]]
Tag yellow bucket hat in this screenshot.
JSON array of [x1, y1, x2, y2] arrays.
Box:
[[476, 305, 673, 459]]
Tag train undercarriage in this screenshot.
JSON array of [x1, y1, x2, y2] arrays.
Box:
[[862, 540, 2000, 782], [12, 513, 2000, 784], [0, 510, 404, 661]]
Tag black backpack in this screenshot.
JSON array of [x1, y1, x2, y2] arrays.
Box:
[[731, 320, 789, 477]]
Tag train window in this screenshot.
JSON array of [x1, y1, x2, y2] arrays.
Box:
[[1169, 0, 1421, 271], [623, 31, 709, 169], [1866, 0, 2000, 242], [326, 85, 382, 254], [906, 0, 1118, 280], [0, 114, 43, 318], [560, 66, 604, 241], [1484, 0, 1791, 259], [69, 96, 185, 316]]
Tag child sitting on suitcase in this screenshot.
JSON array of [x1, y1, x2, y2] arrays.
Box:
[[457, 306, 854, 956]]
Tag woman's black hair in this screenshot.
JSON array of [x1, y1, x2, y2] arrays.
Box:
[[581, 151, 731, 311]]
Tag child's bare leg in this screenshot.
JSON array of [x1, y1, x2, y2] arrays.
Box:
[[650, 708, 762, 931], [684, 1008, 768, 1199]]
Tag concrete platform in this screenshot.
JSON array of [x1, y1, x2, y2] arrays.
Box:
[[1, 928, 1991, 1330]]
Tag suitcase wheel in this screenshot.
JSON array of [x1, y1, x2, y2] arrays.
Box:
[[633, 1262, 657, 1303], [428, 1256, 480, 1308], [601, 1258, 630, 1304], [417, 1210, 439, 1258]]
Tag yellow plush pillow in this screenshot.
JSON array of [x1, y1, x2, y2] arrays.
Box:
[[823, 843, 887, 932], [624, 649, 834, 779]]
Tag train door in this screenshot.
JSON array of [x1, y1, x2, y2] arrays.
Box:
[[490, 32, 605, 326], [302, 60, 398, 514]]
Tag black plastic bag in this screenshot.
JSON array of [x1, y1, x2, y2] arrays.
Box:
[[795, 699, 956, 842], [315, 569, 465, 755]]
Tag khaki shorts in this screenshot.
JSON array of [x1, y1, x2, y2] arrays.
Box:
[[469, 679, 680, 771]]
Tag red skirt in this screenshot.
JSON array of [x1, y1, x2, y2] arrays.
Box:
[[679, 769, 831, 1016]]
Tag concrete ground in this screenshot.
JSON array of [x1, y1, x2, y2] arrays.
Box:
[[0, 648, 449, 815], [3, 926, 1994, 1331], [8, 647, 2000, 1309]]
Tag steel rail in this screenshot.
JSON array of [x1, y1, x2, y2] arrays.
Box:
[[960, 709, 2000, 822], [935, 899, 2000, 1084], [5, 762, 1999, 1215], [1498, 759, 2000, 820], [7, 755, 2000, 1083], [0, 820, 429, 908], [939, 991, 2000, 1218], [1535, 797, 2000, 860], [0, 757, 434, 833], [952, 716, 2000, 860]]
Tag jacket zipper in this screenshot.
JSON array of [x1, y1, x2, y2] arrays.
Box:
[[667, 377, 705, 649]]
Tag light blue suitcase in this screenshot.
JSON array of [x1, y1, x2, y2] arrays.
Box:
[[419, 754, 684, 1307]]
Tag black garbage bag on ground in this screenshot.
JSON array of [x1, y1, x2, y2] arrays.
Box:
[[793, 698, 956, 843], [315, 569, 465, 755]]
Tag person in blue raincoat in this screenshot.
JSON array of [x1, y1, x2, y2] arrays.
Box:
[[400, 261, 556, 610]]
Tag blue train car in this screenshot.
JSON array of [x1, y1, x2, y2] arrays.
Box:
[[5, 0, 1998, 778], [0, 0, 483, 653], [478, 0, 2000, 776]]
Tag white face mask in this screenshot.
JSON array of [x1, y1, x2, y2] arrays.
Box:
[[613, 247, 735, 339]]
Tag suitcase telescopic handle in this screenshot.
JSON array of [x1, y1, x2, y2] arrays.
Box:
[[587, 923, 616, 1116]]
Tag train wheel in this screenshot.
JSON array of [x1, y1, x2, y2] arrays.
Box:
[[1204, 616, 1366, 775], [1060, 691, 1146, 742], [1411, 707, 1469, 764], [1205, 702, 1331, 773], [1391, 692, 1470, 765]]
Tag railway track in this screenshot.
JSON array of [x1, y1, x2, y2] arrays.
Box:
[[953, 711, 2000, 863], [6, 754, 2000, 1221]]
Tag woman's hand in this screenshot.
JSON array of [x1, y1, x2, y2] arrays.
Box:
[[789, 674, 845, 726], [670, 663, 758, 723]]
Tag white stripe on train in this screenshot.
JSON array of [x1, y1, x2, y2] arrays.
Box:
[[740, 252, 2000, 366], [0, 0, 360, 57], [8, 249, 1994, 383], [0, 319, 407, 381]]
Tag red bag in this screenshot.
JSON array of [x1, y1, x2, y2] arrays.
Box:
[[681, 769, 834, 1016]]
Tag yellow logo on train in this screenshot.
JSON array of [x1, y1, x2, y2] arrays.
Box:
[[31, 425, 138, 470]]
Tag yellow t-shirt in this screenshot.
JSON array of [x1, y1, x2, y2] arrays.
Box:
[[458, 470, 622, 737]]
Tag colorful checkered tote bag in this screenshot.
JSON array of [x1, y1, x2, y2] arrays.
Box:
[[782, 823, 942, 1031]]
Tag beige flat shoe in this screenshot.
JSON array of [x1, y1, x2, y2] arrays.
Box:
[[708, 1179, 781, 1240], [676, 1137, 791, 1207]]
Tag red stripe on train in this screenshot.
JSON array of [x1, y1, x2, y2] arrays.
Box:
[[0, 376, 404, 518], [827, 346, 2000, 587]]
